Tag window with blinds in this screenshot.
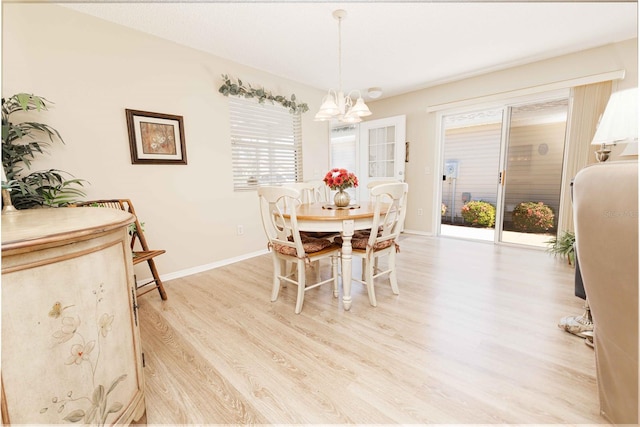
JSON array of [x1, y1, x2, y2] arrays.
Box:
[[330, 125, 357, 171], [229, 96, 303, 191]]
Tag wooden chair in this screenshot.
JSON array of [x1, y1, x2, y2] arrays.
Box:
[[358, 180, 403, 278], [284, 181, 337, 239], [258, 186, 340, 314], [345, 182, 408, 306], [366, 180, 399, 189], [282, 182, 316, 204], [77, 199, 168, 300], [305, 180, 330, 203], [281, 182, 337, 275], [366, 180, 401, 202], [283, 181, 329, 204]]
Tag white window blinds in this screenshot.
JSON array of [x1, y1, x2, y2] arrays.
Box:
[[229, 96, 303, 191]]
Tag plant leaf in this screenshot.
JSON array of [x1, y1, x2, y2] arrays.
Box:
[[63, 409, 85, 423], [92, 385, 105, 405], [107, 401, 124, 414], [106, 374, 128, 395], [218, 76, 308, 114]]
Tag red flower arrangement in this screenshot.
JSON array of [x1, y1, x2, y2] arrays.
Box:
[[323, 168, 359, 191]]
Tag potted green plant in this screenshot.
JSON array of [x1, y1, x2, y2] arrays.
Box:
[[546, 230, 575, 266], [2, 93, 87, 209]]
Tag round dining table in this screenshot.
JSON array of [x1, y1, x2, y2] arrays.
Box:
[[284, 202, 379, 311]]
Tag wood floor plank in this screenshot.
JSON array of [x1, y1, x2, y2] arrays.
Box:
[[139, 300, 269, 424], [135, 234, 608, 424]]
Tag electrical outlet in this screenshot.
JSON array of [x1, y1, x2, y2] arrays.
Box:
[[417, 209, 423, 216], [237, 225, 244, 235]]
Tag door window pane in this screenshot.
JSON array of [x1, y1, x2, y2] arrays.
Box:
[[501, 98, 568, 246], [441, 109, 502, 241], [368, 125, 396, 178]]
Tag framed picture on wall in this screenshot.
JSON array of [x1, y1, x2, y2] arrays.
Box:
[[126, 109, 187, 165]]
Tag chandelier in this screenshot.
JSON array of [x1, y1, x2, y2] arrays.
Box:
[[314, 9, 372, 124]]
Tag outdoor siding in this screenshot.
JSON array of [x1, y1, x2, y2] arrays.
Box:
[[504, 122, 566, 224], [442, 121, 565, 226], [442, 123, 501, 221]]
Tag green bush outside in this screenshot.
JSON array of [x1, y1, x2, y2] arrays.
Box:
[[512, 201, 554, 232], [461, 200, 496, 228]]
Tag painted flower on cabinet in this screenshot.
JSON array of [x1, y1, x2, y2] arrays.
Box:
[[53, 316, 80, 343], [98, 313, 114, 337], [40, 283, 127, 425], [66, 342, 96, 365]]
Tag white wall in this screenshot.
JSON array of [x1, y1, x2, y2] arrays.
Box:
[[3, 3, 637, 278], [366, 38, 638, 235], [2, 4, 330, 280]]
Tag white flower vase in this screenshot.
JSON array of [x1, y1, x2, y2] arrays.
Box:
[[334, 189, 350, 207]]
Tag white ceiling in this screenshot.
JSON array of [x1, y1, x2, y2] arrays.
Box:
[[63, 1, 637, 100]]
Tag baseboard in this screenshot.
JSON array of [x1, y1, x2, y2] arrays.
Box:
[[137, 248, 269, 285], [402, 229, 433, 236], [138, 230, 432, 286]]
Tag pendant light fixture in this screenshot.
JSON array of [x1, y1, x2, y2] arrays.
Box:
[[314, 9, 372, 124]]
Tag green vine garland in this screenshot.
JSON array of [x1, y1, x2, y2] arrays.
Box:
[[218, 74, 309, 114]]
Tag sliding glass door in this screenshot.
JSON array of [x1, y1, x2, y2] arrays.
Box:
[[439, 91, 569, 247], [440, 109, 503, 242], [500, 98, 569, 246]]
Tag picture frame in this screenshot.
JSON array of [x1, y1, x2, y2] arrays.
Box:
[[125, 109, 187, 165]]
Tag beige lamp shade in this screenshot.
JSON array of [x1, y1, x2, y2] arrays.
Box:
[[592, 87, 638, 146]]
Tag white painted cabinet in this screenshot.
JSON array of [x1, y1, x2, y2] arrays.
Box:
[[1, 207, 146, 424]]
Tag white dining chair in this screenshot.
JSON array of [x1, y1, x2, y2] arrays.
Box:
[[358, 179, 404, 278], [366, 180, 401, 202], [306, 179, 330, 203], [283, 180, 330, 204], [282, 182, 315, 204], [282, 181, 337, 274], [257, 186, 341, 314], [346, 182, 409, 307], [366, 180, 400, 189], [291, 180, 339, 239]]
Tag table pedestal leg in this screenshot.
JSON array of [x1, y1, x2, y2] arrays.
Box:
[[341, 220, 354, 311]]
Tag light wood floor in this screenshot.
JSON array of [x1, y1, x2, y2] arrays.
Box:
[[135, 234, 606, 424]]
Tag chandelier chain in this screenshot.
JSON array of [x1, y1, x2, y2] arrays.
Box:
[[337, 14, 342, 92], [314, 9, 372, 123]]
